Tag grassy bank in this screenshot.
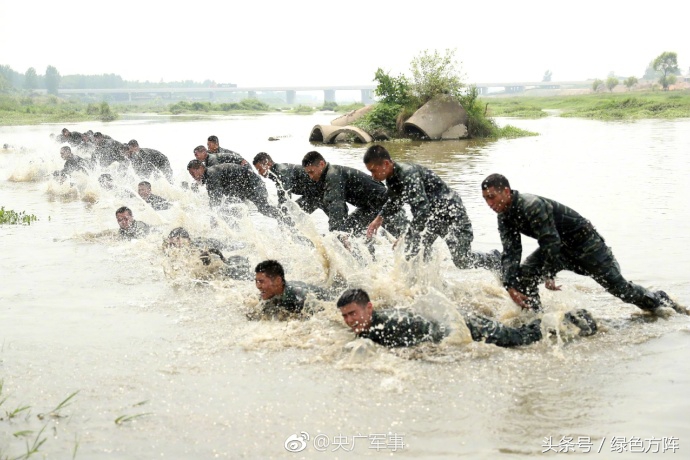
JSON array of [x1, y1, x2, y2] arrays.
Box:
[[483, 90, 690, 120]]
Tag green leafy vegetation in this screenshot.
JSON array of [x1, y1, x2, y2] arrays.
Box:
[[0, 208, 38, 225], [169, 98, 273, 114]]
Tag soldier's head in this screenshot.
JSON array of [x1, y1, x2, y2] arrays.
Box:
[[166, 227, 191, 248], [115, 206, 134, 230], [254, 260, 286, 300], [98, 174, 114, 190], [337, 288, 374, 334], [252, 152, 274, 177], [302, 151, 327, 182], [193, 145, 209, 162], [186, 159, 207, 182], [126, 139, 140, 157], [60, 146, 73, 160], [137, 181, 152, 200], [363, 144, 395, 182], [94, 132, 106, 145], [481, 173, 513, 214], [207, 135, 220, 152]]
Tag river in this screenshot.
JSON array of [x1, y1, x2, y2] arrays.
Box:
[[1, 112, 688, 459]]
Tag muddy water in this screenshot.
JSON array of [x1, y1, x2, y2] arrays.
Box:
[[0, 113, 688, 459]]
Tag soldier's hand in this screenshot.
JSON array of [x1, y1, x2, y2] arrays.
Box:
[[392, 237, 402, 250], [545, 278, 562, 291], [366, 215, 383, 239], [508, 288, 532, 310]]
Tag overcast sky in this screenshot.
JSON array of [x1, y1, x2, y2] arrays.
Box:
[[1, 0, 688, 86]]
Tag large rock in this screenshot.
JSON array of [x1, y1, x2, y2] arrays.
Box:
[[330, 105, 374, 126], [404, 95, 469, 140]]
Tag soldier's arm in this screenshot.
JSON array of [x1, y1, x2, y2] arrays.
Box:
[[498, 217, 523, 289], [524, 199, 562, 279], [322, 175, 349, 232]]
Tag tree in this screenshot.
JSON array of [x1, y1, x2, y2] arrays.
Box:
[[652, 51, 679, 90], [24, 67, 38, 90], [542, 70, 552, 82], [623, 76, 638, 91], [605, 76, 619, 92], [592, 79, 604, 92], [409, 48, 465, 104], [45, 65, 61, 95]]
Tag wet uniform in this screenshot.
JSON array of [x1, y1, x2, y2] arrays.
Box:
[[496, 190, 663, 311], [206, 150, 248, 168], [203, 163, 288, 224], [314, 162, 405, 235], [145, 193, 171, 211], [266, 163, 321, 213], [60, 154, 90, 176], [378, 162, 499, 270], [358, 309, 595, 348], [259, 281, 333, 318], [127, 148, 174, 183], [119, 220, 151, 239], [92, 139, 125, 168]]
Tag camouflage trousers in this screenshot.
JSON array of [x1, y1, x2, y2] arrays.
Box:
[[463, 313, 543, 347], [514, 232, 659, 311]]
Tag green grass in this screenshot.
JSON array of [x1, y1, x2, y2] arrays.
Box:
[[483, 90, 690, 120], [0, 208, 38, 225]]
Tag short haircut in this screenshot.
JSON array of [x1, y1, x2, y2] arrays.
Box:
[[94, 132, 103, 138], [302, 151, 325, 167], [115, 206, 132, 216], [138, 181, 151, 188], [168, 227, 190, 240], [127, 139, 139, 147], [254, 259, 285, 280], [336, 288, 370, 308], [253, 152, 273, 165], [61, 128, 70, 135], [207, 135, 219, 143], [363, 145, 391, 165], [481, 174, 511, 191], [98, 173, 112, 183], [187, 159, 205, 170], [193, 145, 207, 153], [60, 146, 72, 153]]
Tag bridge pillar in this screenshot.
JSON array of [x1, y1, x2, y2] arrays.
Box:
[[248, 91, 257, 99], [323, 89, 336, 103], [477, 87, 488, 95], [286, 90, 296, 105], [128, 92, 132, 102], [360, 89, 374, 104]]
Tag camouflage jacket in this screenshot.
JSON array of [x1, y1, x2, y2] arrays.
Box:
[[203, 164, 281, 220], [358, 309, 448, 348], [119, 220, 151, 239], [314, 163, 388, 232], [206, 150, 248, 168], [145, 193, 171, 211], [379, 162, 469, 242], [260, 281, 332, 317], [267, 163, 320, 206], [497, 190, 597, 288], [61, 155, 90, 176], [129, 148, 173, 182], [91, 139, 125, 168]]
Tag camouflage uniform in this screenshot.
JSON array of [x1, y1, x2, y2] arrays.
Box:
[[145, 193, 171, 211], [119, 220, 151, 240], [497, 190, 661, 311], [126, 148, 174, 183], [203, 163, 289, 224], [314, 163, 406, 236], [378, 162, 500, 270], [266, 163, 321, 213], [91, 139, 125, 168], [259, 281, 333, 318], [206, 150, 248, 168], [60, 154, 90, 176], [357, 309, 552, 348]]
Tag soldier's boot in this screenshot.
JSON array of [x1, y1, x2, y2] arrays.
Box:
[[656, 291, 690, 315], [564, 309, 598, 337]]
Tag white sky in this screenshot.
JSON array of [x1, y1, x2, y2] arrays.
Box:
[[1, 0, 688, 86]]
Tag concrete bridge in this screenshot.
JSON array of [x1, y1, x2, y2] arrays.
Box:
[[53, 81, 589, 103]]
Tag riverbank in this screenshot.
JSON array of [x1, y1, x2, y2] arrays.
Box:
[[482, 90, 690, 120]]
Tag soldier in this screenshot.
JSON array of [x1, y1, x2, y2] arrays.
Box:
[[336, 288, 598, 348], [193, 145, 248, 168], [253, 152, 321, 213], [253, 260, 334, 319], [137, 181, 171, 210], [165, 227, 251, 280], [91, 132, 125, 168], [363, 144, 500, 271], [186, 160, 290, 225], [122, 139, 173, 183], [98, 174, 137, 199], [115, 206, 151, 239], [54, 146, 90, 181], [302, 150, 406, 236], [206, 135, 248, 165], [480, 173, 686, 314]]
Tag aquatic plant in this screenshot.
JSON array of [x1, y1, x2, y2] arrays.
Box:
[[0, 208, 38, 225]]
